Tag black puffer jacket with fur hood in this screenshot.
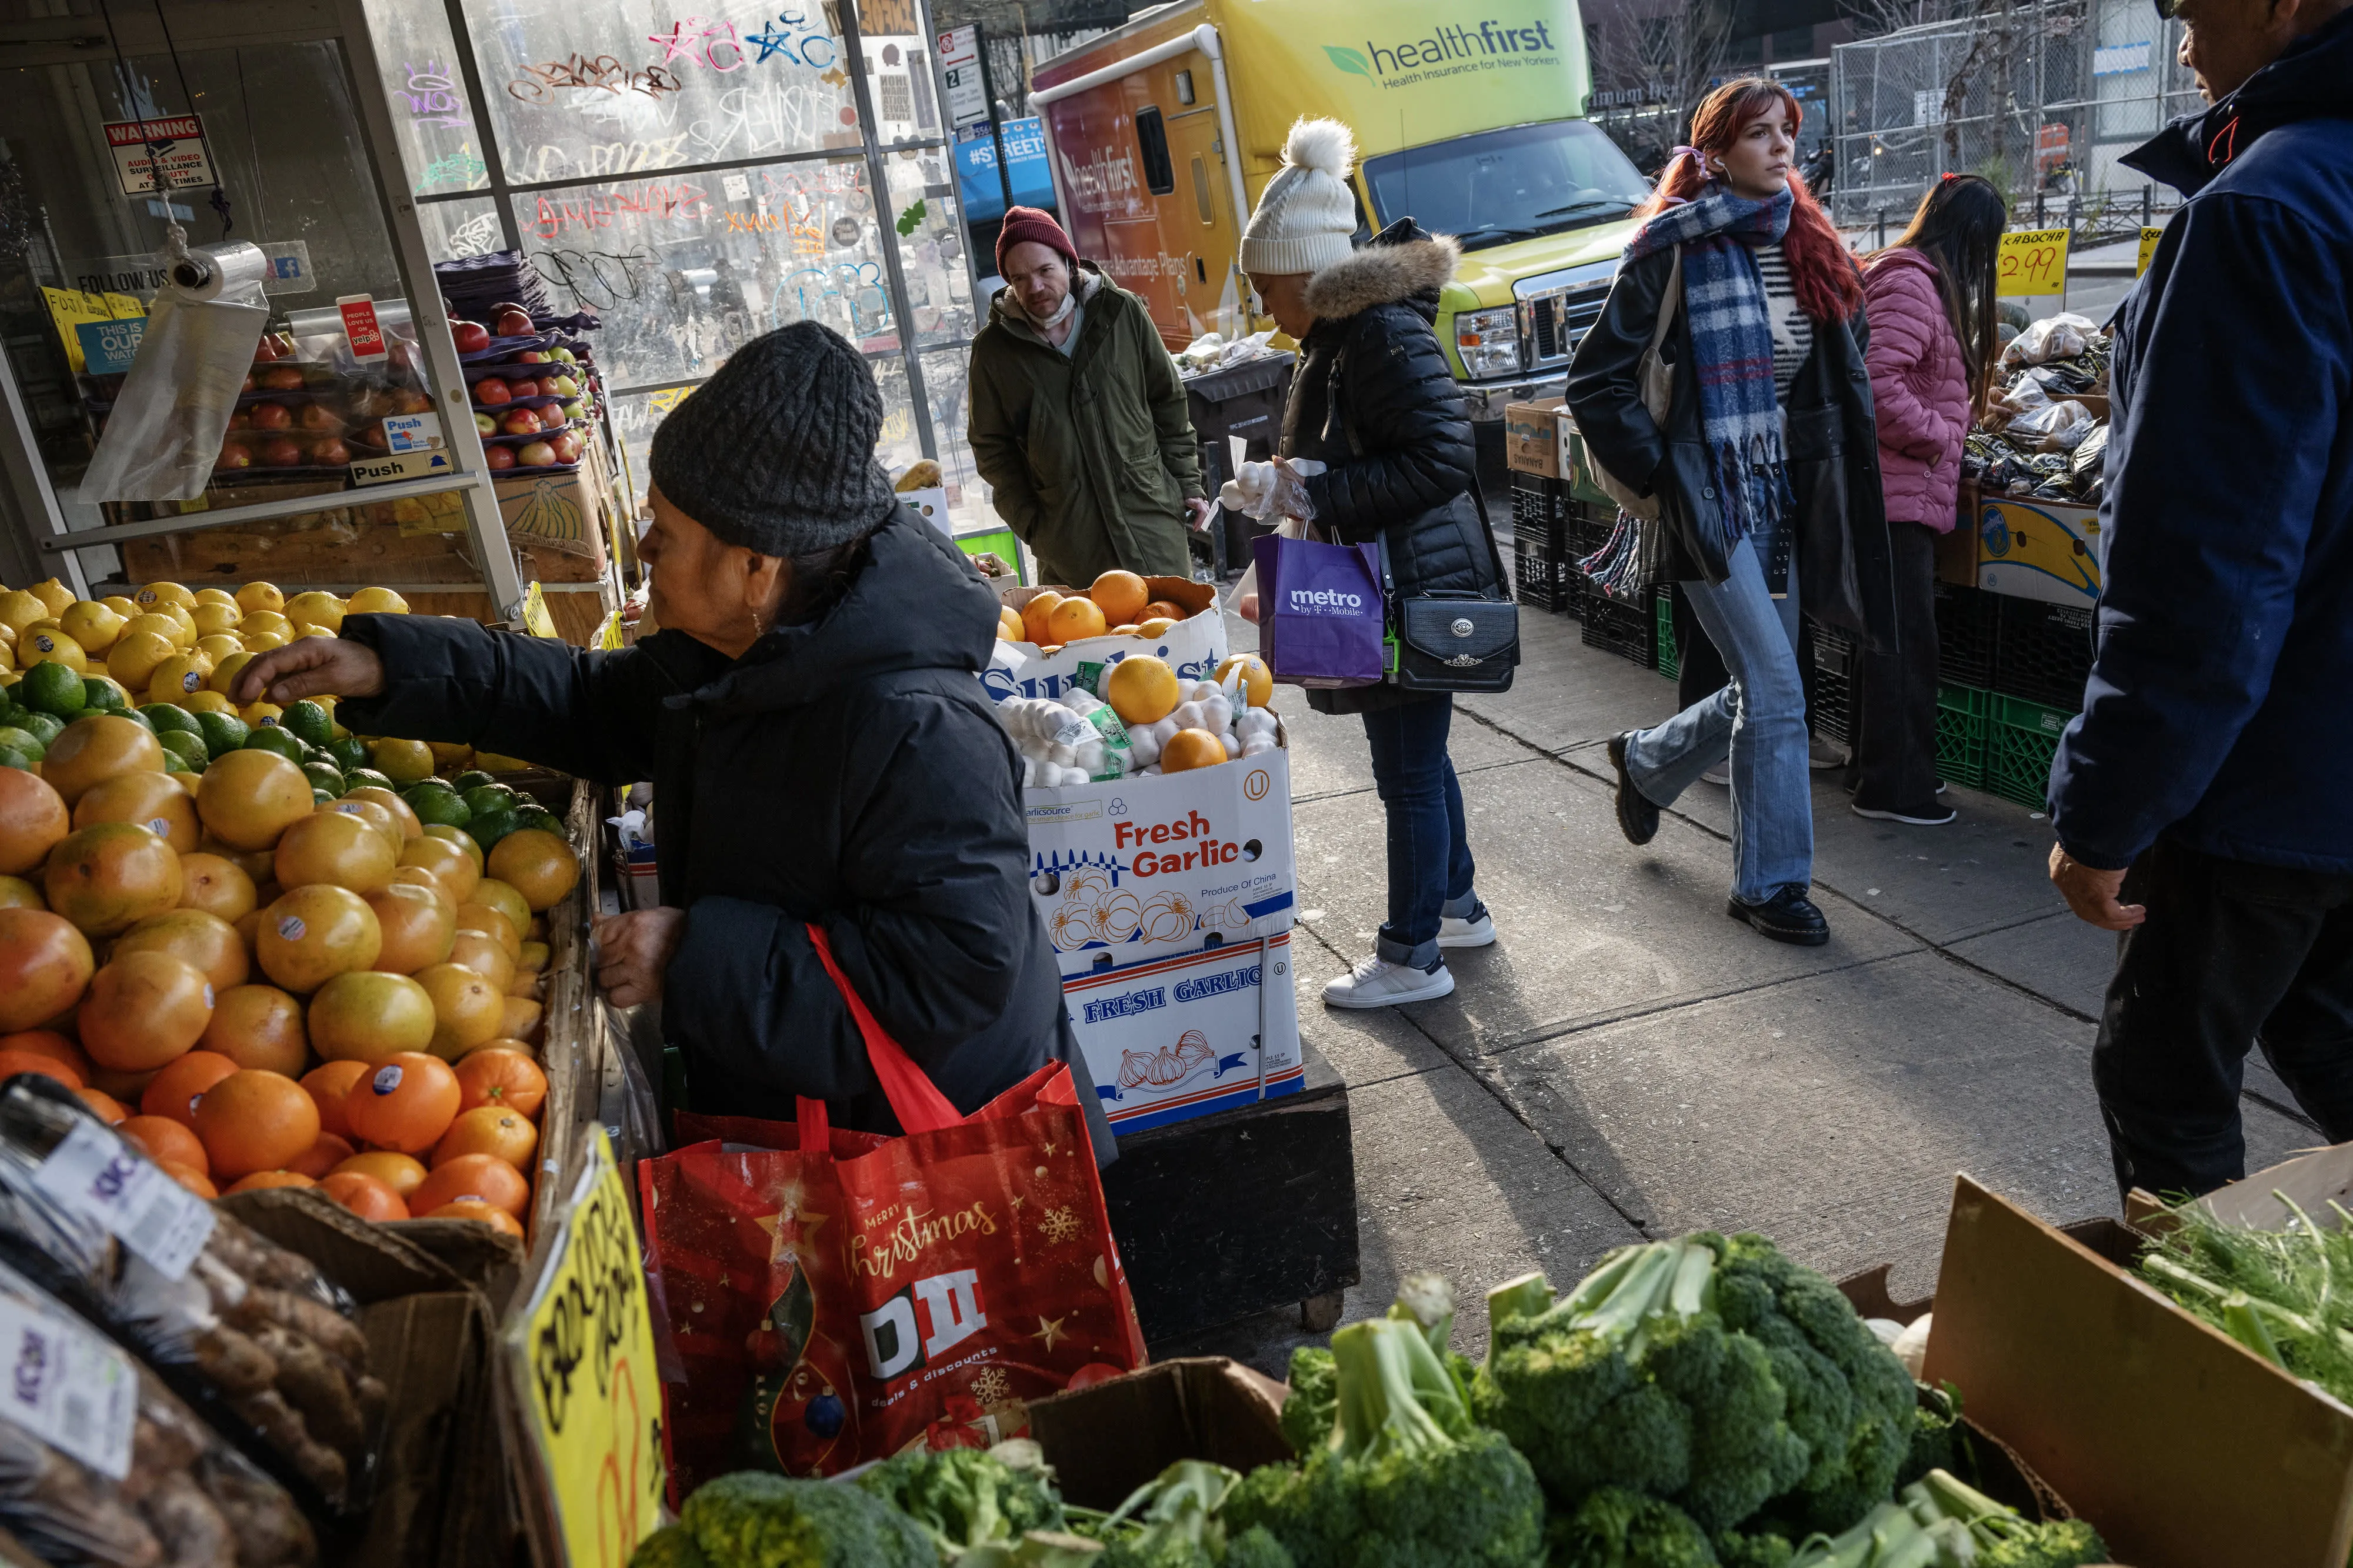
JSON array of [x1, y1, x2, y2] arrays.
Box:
[[1281, 218, 1506, 712]]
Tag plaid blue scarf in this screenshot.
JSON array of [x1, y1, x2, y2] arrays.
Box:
[[1625, 183, 1796, 553]]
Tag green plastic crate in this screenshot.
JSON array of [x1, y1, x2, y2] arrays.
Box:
[[1987, 692, 2076, 810], [1935, 683, 1989, 790], [1655, 594, 1679, 681]]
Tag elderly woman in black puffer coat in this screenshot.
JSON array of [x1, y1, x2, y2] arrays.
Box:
[[1240, 118, 1508, 1011]]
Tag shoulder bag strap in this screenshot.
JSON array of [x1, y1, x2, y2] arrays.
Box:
[[801, 922, 965, 1135], [1649, 245, 1684, 359]]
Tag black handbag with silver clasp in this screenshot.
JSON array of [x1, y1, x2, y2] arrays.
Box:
[[1377, 485, 1520, 695]]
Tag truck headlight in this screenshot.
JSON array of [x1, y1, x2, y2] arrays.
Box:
[[1454, 306, 1524, 379]]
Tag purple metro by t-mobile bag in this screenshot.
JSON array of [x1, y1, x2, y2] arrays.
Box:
[[1252, 530, 1386, 688]]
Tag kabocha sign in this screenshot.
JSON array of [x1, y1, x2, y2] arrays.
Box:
[[1324, 15, 1563, 86]]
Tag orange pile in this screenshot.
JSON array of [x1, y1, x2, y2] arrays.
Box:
[[1000, 571, 1195, 652], [0, 710, 565, 1243]]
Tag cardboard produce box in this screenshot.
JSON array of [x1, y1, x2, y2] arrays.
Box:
[[220, 1187, 515, 1568], [1504, 398, 1565, 476], [1975, 496, 2103, 606], [1923, 1173, 2353, 1568], [988, 577, 1225, 703], [1028, 1357, 1293, 1510], [1023, 715, 1301, 1132]]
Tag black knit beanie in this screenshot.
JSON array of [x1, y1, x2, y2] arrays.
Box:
[[647, 321, 900, 555]]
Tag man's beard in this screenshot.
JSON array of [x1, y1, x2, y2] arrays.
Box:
[[1017, 285, 1075, 329]]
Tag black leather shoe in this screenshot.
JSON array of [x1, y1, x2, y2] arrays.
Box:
[[1727, 886, 1830, 945], [1607, 731, 1659, 846]]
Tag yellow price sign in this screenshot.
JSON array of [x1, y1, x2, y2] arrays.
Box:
[[507, 1128, 665, 1568], [595, 609, 626, 651], [521, 581, 560, 639], [1997, 229, 2070, 298], [2137, 224, 2164, 277]]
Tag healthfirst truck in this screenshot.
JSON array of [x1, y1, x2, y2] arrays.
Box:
[[1028, 0, 1650, 415]]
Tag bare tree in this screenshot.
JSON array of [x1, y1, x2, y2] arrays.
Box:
[[1588, 0, 1736, 168]]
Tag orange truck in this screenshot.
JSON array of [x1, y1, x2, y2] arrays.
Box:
[[1027, 0, 1650, 417]]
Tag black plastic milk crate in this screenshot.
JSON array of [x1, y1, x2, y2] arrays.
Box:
[[1565, 498, 1618, 562], [1993, 597, 2097, 709], [1805, 616, 1861, 748], [1512, 489, 1562, 556], [1514, 544, 1571, 612], [1581, 582, 1654, 665], [1933, 580, 2000, 689]]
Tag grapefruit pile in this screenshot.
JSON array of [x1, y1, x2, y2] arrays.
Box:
[[0, 580, 585, 1243], [996, 570, 1196, 653]]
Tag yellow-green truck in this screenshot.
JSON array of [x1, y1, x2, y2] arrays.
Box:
[[1028, 0, 1649, 417]]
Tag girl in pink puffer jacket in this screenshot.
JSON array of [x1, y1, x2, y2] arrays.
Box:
[[1851, 175, 2006, 825]]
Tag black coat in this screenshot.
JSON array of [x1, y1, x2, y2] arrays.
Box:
[[1565, 243, 1898, 652], [338, 509, 1104, 1146], [1281, 219, 1507, 713]]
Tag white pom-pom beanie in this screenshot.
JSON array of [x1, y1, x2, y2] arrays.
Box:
[[1239, 118, 1358, 276]]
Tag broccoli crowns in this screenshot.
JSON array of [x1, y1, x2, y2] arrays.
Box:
[[1472, 1233, 1915, 1538]]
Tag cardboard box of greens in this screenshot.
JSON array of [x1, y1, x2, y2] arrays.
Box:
[[1502, 398, 1565, 476], [1027, 1357, 1294, 1510], [222, 1188, 518, 1568], [1923, 1172, 2353, 1568]]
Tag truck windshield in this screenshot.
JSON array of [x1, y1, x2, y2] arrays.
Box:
[[1364, 121, 1651, 253]]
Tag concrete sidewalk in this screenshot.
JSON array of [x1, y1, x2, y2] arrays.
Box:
[[1166, 599, 2315, 1370]]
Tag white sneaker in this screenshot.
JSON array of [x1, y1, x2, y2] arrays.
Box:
[[1322, 957, 1455, 1009], [1809, 735, 1849, 770], [1701, 765, 1730, 786], [1438, 908, 1495, 948]]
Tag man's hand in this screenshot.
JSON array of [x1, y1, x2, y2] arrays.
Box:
[[2049, 843, 2147, 930], [593, 907, 688, 1008], [232, 636, 386, 706], [1184, 496, 1215, 531]]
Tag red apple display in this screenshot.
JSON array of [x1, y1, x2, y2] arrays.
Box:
[[474, 412, 498, 436], [298, 404, 342, 432], [252, 336, 281, 363], [484, 444, 517, 471], [249, 402, 292, 431], [550, 346, 577, 364], [450, 319, 491, 354], [227, 411, 251, 431], [351, 425, 388, 452], [505, 380, 539, 401], [259, 366, 304, 391], [500, 408, 542, 436], [515, 440, 557, 468], [516, 349, 548, 363], [391, 389, 432, 415], [473, 378, 510, 406], [544, 373, 579, 398], [493, 308, 533, 337], [559, 399, 586, 423], [309, 438, 351, 465], [546, 432, 582, 464], [215, 441, 253, 471], [258, 436, 304, 467]]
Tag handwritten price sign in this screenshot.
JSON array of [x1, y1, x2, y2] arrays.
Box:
[[507, 1128, 664, 1568], [1998, 229, 2070, 298], [2137, 225, 2164, 277]]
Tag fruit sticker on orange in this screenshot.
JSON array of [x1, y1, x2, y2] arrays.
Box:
[[337, 293, 388, 362], [31, 1116, 215, 1279], [0, 1295, 139, 1479]]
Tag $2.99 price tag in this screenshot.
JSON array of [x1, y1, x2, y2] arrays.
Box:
[[31, 1119, 216, 1281], [1997, 229, 2070, 298], [0, 1297, 138, 1480]]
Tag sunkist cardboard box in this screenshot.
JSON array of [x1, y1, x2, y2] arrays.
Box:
[[984, 578, 1302, 1133], [1921, 1169, 2353, 1568], [1504, 397, 1568, 478]]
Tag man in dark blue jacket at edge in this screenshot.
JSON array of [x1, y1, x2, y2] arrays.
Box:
[[2047, 0, 2353, 1199]]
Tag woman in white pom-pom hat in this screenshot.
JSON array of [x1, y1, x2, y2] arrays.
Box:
[[1242, 117, 1509, 1010]]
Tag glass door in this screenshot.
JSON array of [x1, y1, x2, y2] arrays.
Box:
[[0, 0, 519, 608]]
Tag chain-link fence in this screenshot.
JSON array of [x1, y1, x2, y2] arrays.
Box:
[[1828, 0, 2204, 240]]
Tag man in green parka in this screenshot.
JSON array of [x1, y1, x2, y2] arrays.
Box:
[[967, 207, 1209, 588]]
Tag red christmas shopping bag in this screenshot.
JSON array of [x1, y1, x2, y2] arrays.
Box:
[[639, 925, 1145, 1500]]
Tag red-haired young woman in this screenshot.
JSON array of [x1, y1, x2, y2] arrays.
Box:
[[1567, 76, 1897, 946]]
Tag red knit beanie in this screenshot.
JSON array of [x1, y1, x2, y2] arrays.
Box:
[[996, 206, 1077, 276]]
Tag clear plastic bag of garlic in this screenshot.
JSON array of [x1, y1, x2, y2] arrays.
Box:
[[994, 691, 1134, 786]]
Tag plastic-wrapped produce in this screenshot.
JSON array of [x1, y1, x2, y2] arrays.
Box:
[[0, 1250, 316, 1567], [0, 1078, 383, 1517], [1999, 312, 2097, 369], [2007, 398, 2097, 452]]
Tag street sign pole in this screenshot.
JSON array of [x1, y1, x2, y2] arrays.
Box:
[[975, 22, 1016, 220]]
